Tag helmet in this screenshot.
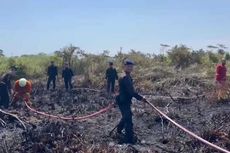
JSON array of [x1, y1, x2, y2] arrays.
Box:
[[19, 78, 27, 87]]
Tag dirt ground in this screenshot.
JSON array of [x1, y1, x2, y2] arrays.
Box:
[[0, 75, 230, 153]]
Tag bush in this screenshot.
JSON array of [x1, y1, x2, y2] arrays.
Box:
[[190, 49, 205, 65], [0, 44, 227, 86], [167, 45, 192, 69], [0, 57, 9, 74], [224, 53, 230, 61], [208, 52, 219, 63]]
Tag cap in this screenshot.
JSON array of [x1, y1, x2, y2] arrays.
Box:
[[124, 59, 134, 65]]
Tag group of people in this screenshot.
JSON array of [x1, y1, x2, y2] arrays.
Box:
[[100, 58, 230, 144], [105, 59, 147, 144], [47, 61, 74, 90], [0, 58, 228, 145], [0, 59, 147, 144], [0, 62, 74, 109], [0, 69, 32, 108]]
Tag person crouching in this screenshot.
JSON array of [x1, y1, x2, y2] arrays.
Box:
[[12, 78, 32, 106]]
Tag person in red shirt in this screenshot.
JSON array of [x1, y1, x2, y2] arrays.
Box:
[[215, 59, 227, 100], [12, 78, 32, 105], [216, 59, 227, 83]]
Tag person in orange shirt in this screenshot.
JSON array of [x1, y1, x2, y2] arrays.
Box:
[[12, 78, 32, 105]]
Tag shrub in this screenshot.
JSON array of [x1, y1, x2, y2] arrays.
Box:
[[167, 45, 192, 69], [208, 52, 219, 63]]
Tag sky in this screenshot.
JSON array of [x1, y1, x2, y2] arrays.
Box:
[[0, 0, 230, 56]]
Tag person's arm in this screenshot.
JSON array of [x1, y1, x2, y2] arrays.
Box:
[[70, 69, 74, 77], [13, 81, 19, 96], [123, 77, 143, 101], [105, 69, 108, 79], [7, 79, 12, 94], [224, 67, 227, 80], [115, 69, 118, 80], [62, 70, 64, 78], [26, 81, 32, 93], [24, 81, 32, 94], [4, 75, 12, 93], [47, 66, 50, 76], [54, 67, 57, 76], [2, 84, 10, 103]]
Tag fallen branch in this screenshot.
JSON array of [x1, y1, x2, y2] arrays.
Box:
[[0, 109, 26, 130]]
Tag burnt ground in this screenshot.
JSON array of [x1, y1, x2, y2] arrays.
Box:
[[0, 76, 230, 153]]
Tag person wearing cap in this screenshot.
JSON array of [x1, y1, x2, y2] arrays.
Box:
[[215, 59, 228, 100], [47, 61, 58, 90], [105, 62, 118, 94], [116, 59, 147, 144], [0, 68, 17, 109], [12, 78, 32, 105], [62, 63, 74, 90]]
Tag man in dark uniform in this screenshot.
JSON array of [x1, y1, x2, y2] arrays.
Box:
[[0, 82, 9, 109], [105, 62, 118, 94], [62, 63, 74, 90], [0, 68, 16, 109], [116, 59, 147, 144], [47, 61, 58, 90]]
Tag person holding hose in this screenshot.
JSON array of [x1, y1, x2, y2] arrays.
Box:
[[116, 59, 147, 144], [12, 78, 32, 106]]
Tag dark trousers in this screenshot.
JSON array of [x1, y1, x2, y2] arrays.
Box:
[[117, 103, 134, 142], [107, 79, 115, 93], [0, 82, 10, 109], [47, 76, 56, 90], [64, 78, 73, 90]]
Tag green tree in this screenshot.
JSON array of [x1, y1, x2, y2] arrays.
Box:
[[55, 44, 81, 66], [208, 52, 219, 63], [167, 45, 192, 69], [190, 49, 205, 64], [224, 53, 230, 61]]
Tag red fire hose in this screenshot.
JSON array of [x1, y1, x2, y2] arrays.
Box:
[[24, 101, 114, 121], [146, 100, 230, 153]]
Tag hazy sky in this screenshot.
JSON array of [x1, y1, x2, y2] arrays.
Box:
[[0, 0, 230, 56]]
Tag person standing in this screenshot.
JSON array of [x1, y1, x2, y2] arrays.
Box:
[[215, 59, 227, 100], [0, 82, 9, 109], [0, 68, 16, 109], [62, 63, 74, 90], [105, 62, 118, 94], [116, 59, 147, 144], [47, 61, 58, 90]]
